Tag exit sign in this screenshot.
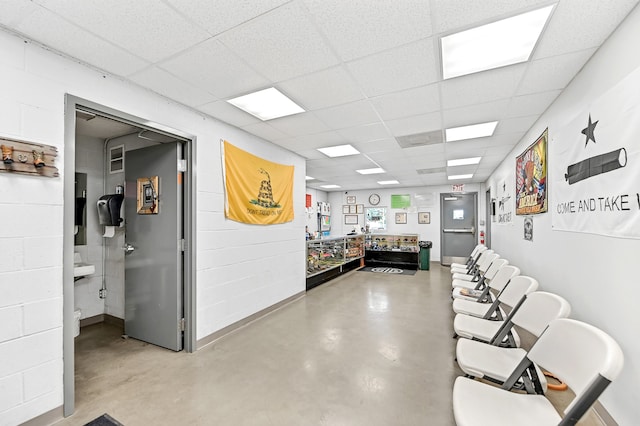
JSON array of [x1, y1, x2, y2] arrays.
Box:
[[452, 184, 464, 192]]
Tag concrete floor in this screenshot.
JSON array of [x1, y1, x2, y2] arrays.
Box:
[[56, 263, 603, 426]]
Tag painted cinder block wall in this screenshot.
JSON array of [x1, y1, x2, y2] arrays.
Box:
[[0, 28, 305, 424], [486, 5, 640, 425]]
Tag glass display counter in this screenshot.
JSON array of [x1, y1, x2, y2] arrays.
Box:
[[364, 233, 419, 268], [306, 235, 364, 290]]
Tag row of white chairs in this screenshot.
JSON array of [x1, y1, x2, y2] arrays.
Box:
[[448, 245, 624, 426]]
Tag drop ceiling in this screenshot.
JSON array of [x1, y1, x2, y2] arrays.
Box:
[[2, 0, 638, 190]]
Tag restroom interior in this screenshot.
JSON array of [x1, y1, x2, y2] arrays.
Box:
[[73, 109, 181, 338]]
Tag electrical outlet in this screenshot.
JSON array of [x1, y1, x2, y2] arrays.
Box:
[[99, 289, 107, 299]]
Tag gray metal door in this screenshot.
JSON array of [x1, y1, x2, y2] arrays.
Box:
[[124, 143, 183, 351], [440, 192, 477, 266]]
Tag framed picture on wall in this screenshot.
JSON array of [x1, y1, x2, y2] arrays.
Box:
[[395, 212, 407, 224], [356, 204, 364, 214], [346, 195, 356, 204], [342, 205, 350, 214], [344, 214, 358, 225], [418, 211, 431, 224]]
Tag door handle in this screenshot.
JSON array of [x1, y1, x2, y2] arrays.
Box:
[[123, 243, 135, 255], [443, 228, 475, 233]]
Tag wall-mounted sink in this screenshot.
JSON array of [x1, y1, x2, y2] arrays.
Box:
[[74, 253, 95, 279]]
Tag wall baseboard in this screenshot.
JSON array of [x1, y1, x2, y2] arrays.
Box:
[[79, 313, 124, 329], [196, 291, 305, 350], [20, 405, 63, 426]]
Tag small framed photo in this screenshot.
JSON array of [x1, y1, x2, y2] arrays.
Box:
[[344, 214, 358, 225], [346, 195, 356, 204], [356, 204, 364, 214], [342, 205, 350, 214], [349, 205, 357, 214], [418, 211, 431, 224], [395, 212, 407, 224]]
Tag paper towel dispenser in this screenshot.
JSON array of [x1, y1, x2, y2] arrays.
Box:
[[97, 194, 124, 226]]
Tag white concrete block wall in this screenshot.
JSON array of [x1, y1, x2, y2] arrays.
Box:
[[485, 6, 640, 424], [0, 26, 305, 424]]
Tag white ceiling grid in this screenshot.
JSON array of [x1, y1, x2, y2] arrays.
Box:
[[3, 0, 638, 190]]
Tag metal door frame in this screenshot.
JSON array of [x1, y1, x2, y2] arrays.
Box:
[[485, 189, 492, 248], [63, 95, 197, 417], [439, 192, 478, 265]]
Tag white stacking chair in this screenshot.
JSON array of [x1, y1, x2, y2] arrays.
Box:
[[456, 292, 571, 394], [450, 248, 490, 276], [450, 250, 496, 282], [452, 258, 508, 296], [453, 318, 624, 426], [450, 244, 485, 270], [453, 276, 538, 347], [452, 265, 520, 308]]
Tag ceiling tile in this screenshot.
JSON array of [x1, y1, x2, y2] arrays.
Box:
[[314, 100, 381, 130], [337, 123, 391, 143], [217, 2, 340, 81], [241, 122, 290, 141], [534, 0, 639, 59], [267, 112, 331, 137], [370, 84, 441, 121], [277, 66, 365, 110], [431, 0, 551, 34], [346, 38, 439, 97], [352, 138, 400, 154], [129, 66, 217, 107], [506, 90, 561, 118], [495, 115, 538, 135], [160, 39, 270, 99], [440, 63, 527, 109], [517, 48, 596, 95], [442, 99, 509, 128], [165, 0, 289, 36], [278, 131, 345, 150], [0, 0, 40, 27], [304, 0, 433, 61], [385, 112, 442, 137], [35, 0, 211, 62], [14, 8, 148, 76], [196, 101, 261, 128]]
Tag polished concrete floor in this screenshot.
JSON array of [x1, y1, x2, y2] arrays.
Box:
[[56, 263, 603, 426]]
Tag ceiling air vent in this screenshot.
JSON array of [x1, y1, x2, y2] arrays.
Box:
[[396, 130, 443, 148], [417, 167, 446, 175]]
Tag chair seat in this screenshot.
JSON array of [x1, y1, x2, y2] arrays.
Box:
[[452, 279, 480, 290], [450, 266, 471, 275], [451, 272, 476, 282], [456, 339, 527, 381], [452, 297, 504, 317], [453, 377, 561, 426], [454, 314, 521, 347]]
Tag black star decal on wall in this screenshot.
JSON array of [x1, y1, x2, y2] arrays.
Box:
[[581, 114, 598, 146]]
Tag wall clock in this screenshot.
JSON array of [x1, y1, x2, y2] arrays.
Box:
[[369, 193, 380, 205]]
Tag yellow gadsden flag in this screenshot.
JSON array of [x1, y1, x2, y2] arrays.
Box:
[[223, 140, 294, 225]]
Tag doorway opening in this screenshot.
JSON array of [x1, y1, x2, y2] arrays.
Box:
[[63, 95, 196, 417], [440, 192, 478, 266]]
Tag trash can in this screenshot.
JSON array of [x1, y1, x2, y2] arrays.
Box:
[[419, 241, 432, 270]]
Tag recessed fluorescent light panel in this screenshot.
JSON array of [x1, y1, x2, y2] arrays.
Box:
[[317, 144, 360, 158], [448, 157, 481, 167], [305, 176, 315, 180], [320, 184, 341, 189], [227, 87, 305, 120], [446, 121, 497, 142], [356, 167, 385, 175], [448, 174, 473, 180], [378, 180, 399, 185], [441, 5, 553, 79]]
